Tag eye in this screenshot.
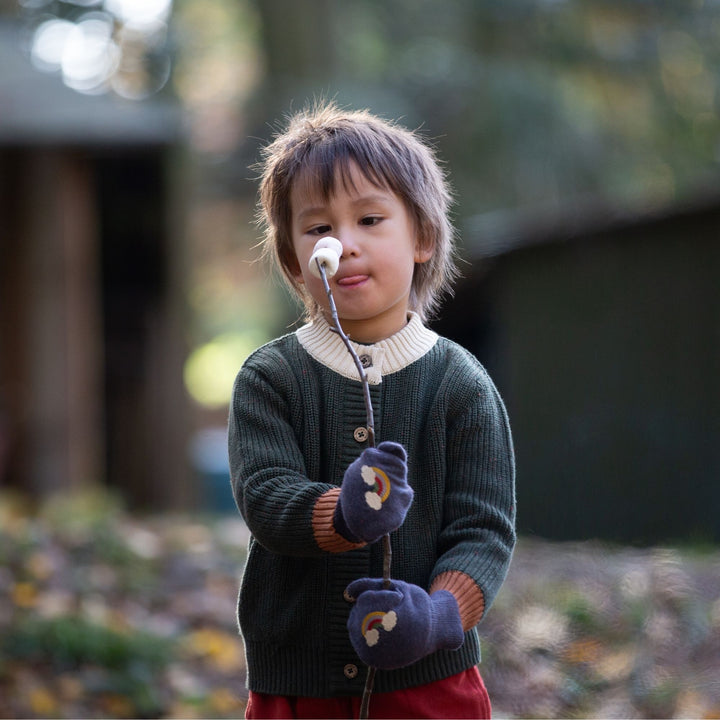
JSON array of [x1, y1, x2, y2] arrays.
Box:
[[360, 216, 381, 226], [309, 224, 332, 235]]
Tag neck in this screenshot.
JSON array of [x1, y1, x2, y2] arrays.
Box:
[[319, 312, 410, 345]]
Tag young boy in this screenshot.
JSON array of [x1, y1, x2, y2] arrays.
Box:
[[228, 102, 516, 719]]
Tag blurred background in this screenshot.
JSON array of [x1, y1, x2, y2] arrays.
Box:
[[1, 0, 719, 717]]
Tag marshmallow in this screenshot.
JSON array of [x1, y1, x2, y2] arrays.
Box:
[[310, 248, 340, 278], [309, 237, 343, 278]]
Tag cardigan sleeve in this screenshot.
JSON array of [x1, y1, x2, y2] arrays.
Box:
[[430, 364, 516, 624], [228, 350, 354, 557]]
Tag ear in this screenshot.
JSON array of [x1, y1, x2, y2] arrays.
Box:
[[414, 239, 434, 265]]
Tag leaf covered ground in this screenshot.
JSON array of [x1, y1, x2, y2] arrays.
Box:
[[1, 490, 719, 719]]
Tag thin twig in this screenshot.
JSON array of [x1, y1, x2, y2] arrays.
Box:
[[359, 667, 376, 719], [318, 260, 375, 448], [317, 258, 392, 720]]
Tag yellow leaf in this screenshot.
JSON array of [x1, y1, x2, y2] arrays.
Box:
[[595, 647, 636, 682], [29, 687, 59, 716], [11, 582, 37, 608], [101, 693, 135, 717], [209, 687, 245, 714], [185, 628, 244, 672], [561, 637, 602, 664]]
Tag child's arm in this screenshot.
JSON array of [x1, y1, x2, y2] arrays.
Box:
[[347, 365, 516, 668], [229, 357, 412, 556], [228, 358, 334, 556], [430, 369, 516, 623]]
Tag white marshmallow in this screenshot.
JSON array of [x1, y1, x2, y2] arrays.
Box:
[[308, 237, 343, 278], [309, 248, 340, 278]]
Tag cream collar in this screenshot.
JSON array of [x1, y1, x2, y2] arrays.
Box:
[[296, 312, 438, 385]]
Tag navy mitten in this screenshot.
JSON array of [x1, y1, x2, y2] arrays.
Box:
[[335, 441, 413, 544], [346, 578, 464, 670]]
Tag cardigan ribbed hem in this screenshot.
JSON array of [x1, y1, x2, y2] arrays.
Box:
[[244, 635, 481, 697], [296, 312, 438, 384]]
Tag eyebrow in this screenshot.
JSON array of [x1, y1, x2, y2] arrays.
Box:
[[295, 194, 393, 222]]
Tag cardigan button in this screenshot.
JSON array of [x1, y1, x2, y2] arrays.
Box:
[[343, 663, 359, 679], [359, 353, 372, 368], [353, 427, 369, 443]]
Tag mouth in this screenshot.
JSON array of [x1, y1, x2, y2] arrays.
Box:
[[336, 274, 369, 287]]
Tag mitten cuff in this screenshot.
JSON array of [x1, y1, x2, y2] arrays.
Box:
[[333, 496, 362, 543], [430, 590, 465, 651], [431, 570, 485, 631], [312, 489, 365, 553]]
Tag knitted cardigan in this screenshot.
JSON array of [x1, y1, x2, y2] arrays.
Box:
[[228, 313, 516, 697]]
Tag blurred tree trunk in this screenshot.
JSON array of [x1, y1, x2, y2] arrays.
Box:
[[243, 0, 339, 161], [256, 0, 337, 83], [0, 1, 18, 17], [0, 150, 103, 496]]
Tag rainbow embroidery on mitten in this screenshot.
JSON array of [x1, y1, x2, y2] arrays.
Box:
[[361, 610, 397, 647], [360, 465, 391, 510]]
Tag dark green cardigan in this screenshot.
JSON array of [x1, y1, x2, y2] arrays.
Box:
[[228, 314, 516, 697]]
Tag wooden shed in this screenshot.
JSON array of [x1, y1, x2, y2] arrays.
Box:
[[0, 20, 191, 509], [434, 194, 720, 545]]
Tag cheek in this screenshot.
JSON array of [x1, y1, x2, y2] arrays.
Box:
[[300, 270, 327, 303], [282, 245, 302, 276], [393, 245, 422, 277]]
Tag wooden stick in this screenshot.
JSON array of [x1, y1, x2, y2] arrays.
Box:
[[317, 259, 391, 719]]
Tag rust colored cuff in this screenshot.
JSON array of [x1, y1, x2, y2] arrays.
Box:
[[430, 570, 485, 631], [312, 488, 366, 553]]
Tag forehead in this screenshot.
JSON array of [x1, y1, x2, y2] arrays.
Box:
[[290, 158, 390, 212]]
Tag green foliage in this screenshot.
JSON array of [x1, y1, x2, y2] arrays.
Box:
[[0, 616, 173, 717], [171, 0, 720, 345], [0, 488, 249, 718], [1, 615, 172, 672], [241, 0, 720, 240], [561, 590, 603, 635]]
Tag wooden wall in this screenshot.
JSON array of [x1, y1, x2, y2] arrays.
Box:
[[435, 201, 720, 544], [0, 146, 191, 510]]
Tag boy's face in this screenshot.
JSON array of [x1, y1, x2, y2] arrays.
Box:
[[290, 162, 432, 343]]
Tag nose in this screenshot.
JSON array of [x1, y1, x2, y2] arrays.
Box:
[[337, 228, 361, 257]]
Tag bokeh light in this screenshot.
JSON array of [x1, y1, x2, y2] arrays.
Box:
[[183, 332, 265, 409], [104, 0, 172, 28], [25, 0, 173, 98]]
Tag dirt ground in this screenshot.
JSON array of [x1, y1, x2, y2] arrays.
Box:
[[1, 492, 719, 719], [482, 537, 720, 719]]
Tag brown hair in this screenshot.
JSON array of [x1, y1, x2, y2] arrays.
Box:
[[256, 101, 458, 321]]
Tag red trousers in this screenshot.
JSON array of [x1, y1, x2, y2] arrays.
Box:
[[245, 666, 491, 719]]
